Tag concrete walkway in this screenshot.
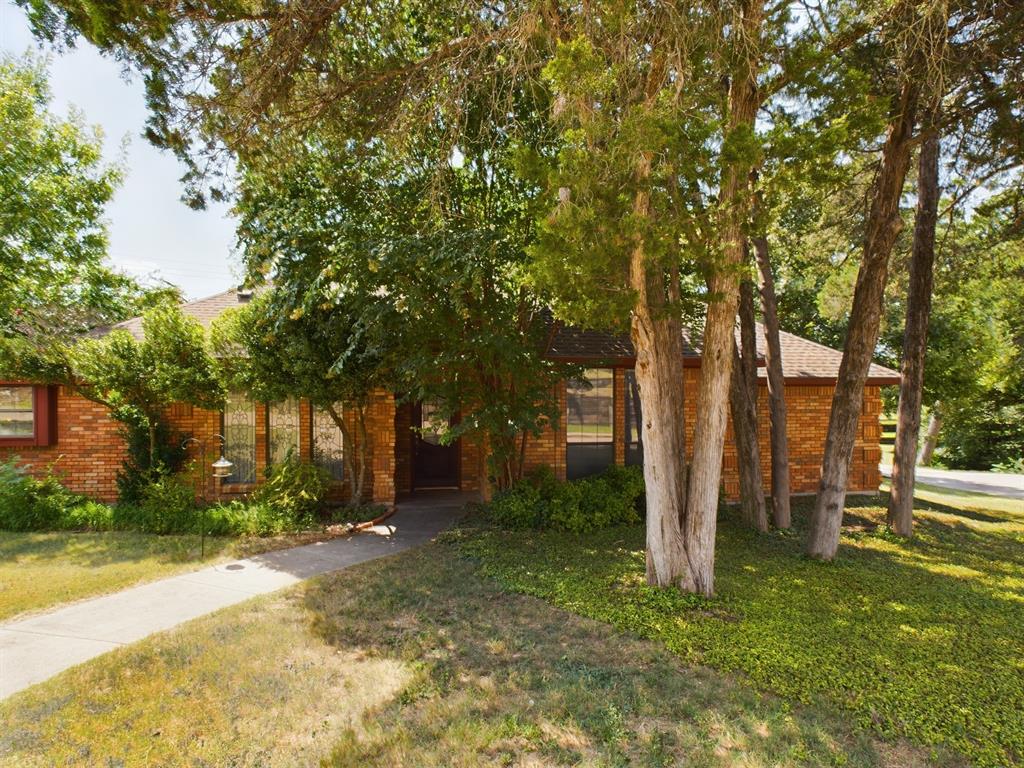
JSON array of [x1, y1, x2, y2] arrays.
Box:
[[880, 465, 1024, 500], [0, 492, 469, 701]]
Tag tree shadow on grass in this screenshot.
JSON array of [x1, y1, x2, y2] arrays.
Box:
[[449, 496, 1023, 768], [299, 542, 953, 768]]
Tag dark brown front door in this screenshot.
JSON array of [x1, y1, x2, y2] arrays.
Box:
[[413, 401, 459, 489]]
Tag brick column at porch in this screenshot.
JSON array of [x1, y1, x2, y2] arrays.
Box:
[[369, 390, 396, 505]]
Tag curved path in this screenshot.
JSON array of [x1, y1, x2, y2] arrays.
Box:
[[0, 492, 469, 701]]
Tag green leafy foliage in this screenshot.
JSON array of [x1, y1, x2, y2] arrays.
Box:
[[111, 473, 197, 535], [199, 501, 295, 537], [232, 122, 566, 492], [0, 53, 180, 358], [488, 465, 644, 533], [249, 451, 330, 528], [60, 499, 115, 531], [0, 458, 84, 531], [462, 494, 1024, 766], [115, 417, 187, 505]]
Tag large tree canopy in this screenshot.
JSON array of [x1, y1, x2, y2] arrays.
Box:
[[0, 54, 173, 334], [16, 0, 1024, 588]]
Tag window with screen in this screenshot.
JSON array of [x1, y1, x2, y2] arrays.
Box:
[[565, 369, 614, 479], [268, 397, 301, 465], [0, 386, 34, 438], [566, 369, 613, 443], [313, 405, 345, 481], [223, 392, 256, 483]]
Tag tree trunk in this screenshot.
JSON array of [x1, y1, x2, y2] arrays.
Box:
[[752, 234, 791, 528], [729, 278, 768, 531], [630, 156, 695, 591], [478, 433, 493, 503], [888, 118, 940, 536], [807, 83, 919, 560], [148, 421, 158, 468], [917, 406, 942, 465], [684, 0, 764, 595], [327, 404, 360, 506], [355, 403, 368, 504]]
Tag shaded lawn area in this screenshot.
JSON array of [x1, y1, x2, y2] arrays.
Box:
[[0, 540, 951, 767], [458, 489, 1024, 767], [0, 530, 334, 622]]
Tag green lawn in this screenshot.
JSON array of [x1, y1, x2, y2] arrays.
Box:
[[459, 488, 1024, 767], [1, 486, 1016, 766], [0, 537, 946, 768], [0, 530, 330, 622]]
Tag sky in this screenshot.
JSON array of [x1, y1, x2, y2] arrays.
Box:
[[1, 1, 240, 300]]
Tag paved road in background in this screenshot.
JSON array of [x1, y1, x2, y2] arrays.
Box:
[[880, 465, 1024, 500]]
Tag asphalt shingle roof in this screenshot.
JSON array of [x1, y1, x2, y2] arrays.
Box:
[[105, 288, 899, 384], [100, 289, 253, 341], [547, 321, 899, 384]]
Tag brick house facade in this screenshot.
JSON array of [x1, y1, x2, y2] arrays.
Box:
[[0, 289, 898, 505]]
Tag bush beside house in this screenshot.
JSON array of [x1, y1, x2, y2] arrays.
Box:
[[488, 464, 645, 533], [0, 453, 335, 538]]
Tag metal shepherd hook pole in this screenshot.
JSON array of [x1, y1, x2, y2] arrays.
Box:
[[182, 434, 233, 559]]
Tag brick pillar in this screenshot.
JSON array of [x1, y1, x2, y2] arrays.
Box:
[[369, 390, 396, 505], [554, 381, 567, 481], [298, 399, 313, 460], [613, 369, 626, 466]]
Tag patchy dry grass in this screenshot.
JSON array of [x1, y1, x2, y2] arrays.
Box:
[[0, 591, 409, 767], [0, 530, 334, 621], [2, 538, 954, 767]]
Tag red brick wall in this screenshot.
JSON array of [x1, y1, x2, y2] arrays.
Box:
[[1, 388, 398, 505], [516, 369, 882, 499], [0, 386, 127, 500], [6, 377, 881, 505]]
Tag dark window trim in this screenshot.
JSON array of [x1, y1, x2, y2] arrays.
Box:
[[0, 383, 57, 447], [624, 369, 642, 449]]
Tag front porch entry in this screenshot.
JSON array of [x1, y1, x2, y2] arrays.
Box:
[[412, 401, 460, 490]]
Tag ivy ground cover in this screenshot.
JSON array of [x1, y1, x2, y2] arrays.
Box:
[[459, 489, 1024, 766]]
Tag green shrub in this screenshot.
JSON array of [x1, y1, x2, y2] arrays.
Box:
[[114, 414, 186, 505], [61, 500, 115, 531], [489, 481, 547, 529], [0, 458, 84, 531], [249, 451, 329, 528], [113, 472, 198, 534], [203, 500, 295, 537], [488, 465, 644, 533]]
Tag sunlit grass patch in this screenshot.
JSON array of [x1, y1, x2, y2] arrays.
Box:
[[0, 590, 409, 767], [0, 530, 334, 621]]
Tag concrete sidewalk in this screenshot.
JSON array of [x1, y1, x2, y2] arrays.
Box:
[[880, 465, 1024, 500], [0, 492, 469, 701]]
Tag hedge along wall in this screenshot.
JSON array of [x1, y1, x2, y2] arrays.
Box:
[[0, 388, 398, 505]]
